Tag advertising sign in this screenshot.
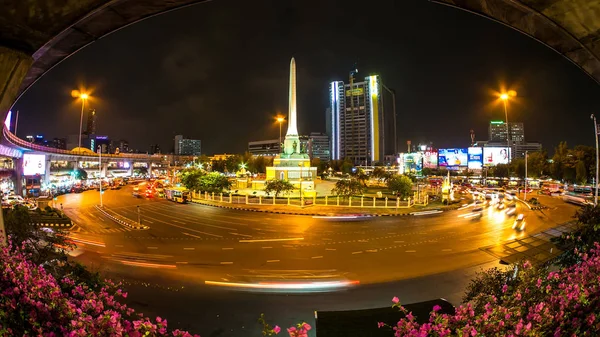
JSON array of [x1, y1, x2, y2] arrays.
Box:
[[483, 147, 510, 166], [402, 153, 423, 175], [438, 148, 468, 167], [23, 154, 46, 176], [468, 147, 483, 169], [423, 151, 438, 169]]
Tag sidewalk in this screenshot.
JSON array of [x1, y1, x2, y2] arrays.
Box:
[[190, 197, 460, 216]]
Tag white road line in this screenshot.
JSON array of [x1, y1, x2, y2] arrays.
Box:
[[262, 246, 273, 249], [405, 250, 416, 253], [175, 261, 188, 264], [173, 220, 186, 224], [239, 237, 303, 243], [311, 256, 323, 259], [267, 260, 280, 263], [282, 244, 294, 248], [228, 232, 252, 237], [220, 262, 233, 265], [394, 241, 405, 243], [325, 248, 337, 251], [147, 247, 158, 249], [352, 251, 363, 254], [144, 220, 154, 224], [441, 249, 452, 252], [183, 248, 195, 250], [366, 249, 378, 253], [222, 247, 234, 250]]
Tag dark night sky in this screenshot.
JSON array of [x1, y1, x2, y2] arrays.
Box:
[[11, 0, 600, 155]]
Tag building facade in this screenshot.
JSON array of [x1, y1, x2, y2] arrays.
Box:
[[248, 139, 280, 156], [329, 74, 384, 165], [489, 121, 525, 144], [308, 132, 330, 162], [149, 144, 161, 155], [86, 109, 97, 135], [174, 135, 201, 155]]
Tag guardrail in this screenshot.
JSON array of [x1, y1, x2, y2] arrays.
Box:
[[3, 126, 162, 161]]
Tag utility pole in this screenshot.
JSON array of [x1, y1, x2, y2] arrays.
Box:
[[592, 114, 599, 206], [524, 151, 528, 201]]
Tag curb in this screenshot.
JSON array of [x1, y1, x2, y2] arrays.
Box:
[[31, 222, 73, 228], [94, 205, 149, 230], [189, 199, 452, 217]]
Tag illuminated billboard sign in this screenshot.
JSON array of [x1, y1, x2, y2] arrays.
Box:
[[423, 151, 438, 169], [438, 148, 468, 167], [401, 153, 423, 175], [23, 154, 46, 176], [468, 147, 483, 169], [483, 147, 510, 166]]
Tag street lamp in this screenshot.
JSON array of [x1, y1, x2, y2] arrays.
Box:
[[276, 116, 285, 152], [73, 91, 90, 152], [500, 90, 517, 162], [591, 114, 599, 206], [98, 145, 103, 208]]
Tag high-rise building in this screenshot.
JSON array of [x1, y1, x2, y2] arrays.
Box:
[[308, 132, 330, 162], [86, 109, 97, 135], [174, 135, 201, 156], [94, 136, 111, 154], [51, 138, 66, 149], [248, 139, 280, 156], [149, 144, 161, 155], [489, 121, 524, 144], [118, 140, 129, 153], [328, 73, 384, 165]]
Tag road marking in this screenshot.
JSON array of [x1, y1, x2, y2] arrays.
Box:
[[267, 260, 280, 263], [176, 261, 188, 264], [311, 256, 323, 259], [352, 251, 363, 254], [441, 249, 452, 252], [366, 249, 378, 253], [229, 232, 252, 237], [262, 246, 273, 249], [147, 247, 158, 249], [183, 248, 195, 250], [239, 237, 304, 243], [394, 241, 405, 243], [220, 262, 233, 265], [144, 220, 154, 224], [405, 250, 416, 253], [222, 247, 234, 250], [183, 232, 204, 239], [325, 248, 337, 251], [115, 245, 123, 248], [322, 238, 332, 241], [173, 220, 186, 224], [282, 244, 294, 248]]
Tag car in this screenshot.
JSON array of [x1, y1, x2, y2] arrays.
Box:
[[497, 203, 505, 210], [512, 214, 526, 231]]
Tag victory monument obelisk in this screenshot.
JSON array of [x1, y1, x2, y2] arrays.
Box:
[[266, 58, 317, 194]]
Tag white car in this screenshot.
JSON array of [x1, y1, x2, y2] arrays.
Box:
[[512, 214, 526, 231], [3, 194, 24, 205]]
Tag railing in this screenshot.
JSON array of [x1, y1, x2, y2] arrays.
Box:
[[3, 126, 162, 161]]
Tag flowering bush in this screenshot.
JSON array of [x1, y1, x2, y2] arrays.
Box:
[[382, 243, 600, 336], [0, 239, 200, 337]]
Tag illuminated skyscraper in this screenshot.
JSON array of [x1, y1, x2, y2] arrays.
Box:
[[489, 121, 524, 144], [328, 73, 384, 165], [86, 109, 97, 135]]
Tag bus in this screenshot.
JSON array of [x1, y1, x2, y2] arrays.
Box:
[[164, 187, 189, 203]]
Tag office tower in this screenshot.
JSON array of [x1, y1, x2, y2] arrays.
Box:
[[174, 135, 183, 155], [329, 72, 384, 165], [248, 139, 280, 156], [175, 136, 201, 156], [86, 109, 97, 135], [149, 144, 161, 155], [489, 121, 525, 144], [308, 132, 330, 162]]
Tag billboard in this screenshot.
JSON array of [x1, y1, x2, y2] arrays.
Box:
[[468, 147, 483, 169], [438, 148, 468, 167], [483, 147, 510, 166], [401, 153, 423, 175], [423, 151, 438, 169], [23, 154, 46, 176]]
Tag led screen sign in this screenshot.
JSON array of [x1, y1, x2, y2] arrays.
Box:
[[468, 147, 483, 169], [483, 147, 510, 166], [23, 154, 46, 176], [438, 148, 468, 167]]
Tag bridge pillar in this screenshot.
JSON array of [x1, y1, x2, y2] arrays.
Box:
[[101, 163, 108, 178], [146, 162, 152, 178], [0, 47, 33, 122], [13, 157, 23, 196], [44, 159, 51, 187], [126, 162, 133, 177]]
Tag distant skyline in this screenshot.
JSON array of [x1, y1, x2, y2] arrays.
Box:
[[11, 0, 600, 155]]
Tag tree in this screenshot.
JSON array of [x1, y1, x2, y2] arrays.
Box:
[[551, 205, 600, 268], [211, 159, 226, 173], [509, 158, 525, 179], [492, 164, 509, 178], [264, 179, 295, 197], [576, 160, 588, 184], [527, 151, 549, 178], [179, 168, 204, 191], [341, 159, 353, 174], [387, 175, 413, 198], [199, 172, 232, 194], [371, 167, 389, 182], [551, 141, 569, 181], [331, 179, 365, 197], [353, 168, 368, 186], [72, 168, 87, 180], [225, 155, 241, 173], [252, 156, 268, 173]]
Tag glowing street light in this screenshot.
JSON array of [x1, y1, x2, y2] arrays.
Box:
[[72, 90, 90, 152], [276, 116, 285, 153], [499, 90, 517, 162]]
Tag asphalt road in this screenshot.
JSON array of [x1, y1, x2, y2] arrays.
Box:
[[55, 185, 578, 336]]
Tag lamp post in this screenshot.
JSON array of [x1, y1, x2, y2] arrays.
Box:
[[500, 90, 517, 162], [592, 114, 599, 206], [98, 145, 103, 207], [298, 163, 303, 206], [524, 151, 528, 201], [75, 92, 89, 152], [276, 116, 285, 152]]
